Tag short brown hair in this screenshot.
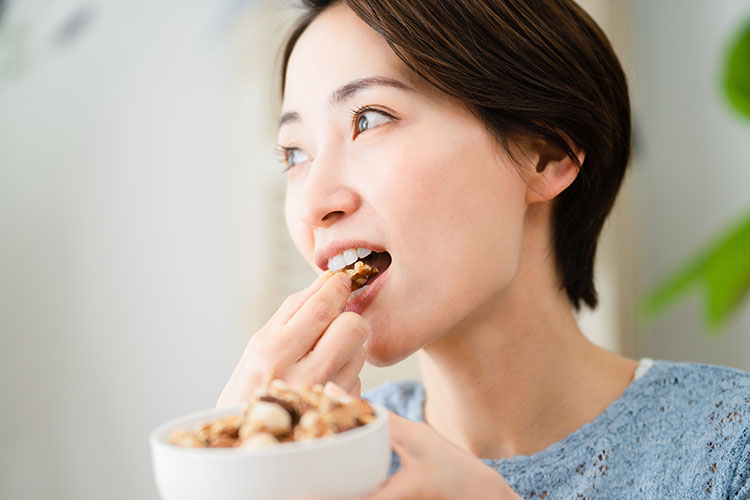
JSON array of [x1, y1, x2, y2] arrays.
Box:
[[280, 0, 632, 310]]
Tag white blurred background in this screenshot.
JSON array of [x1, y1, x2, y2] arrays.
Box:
[[0, 0, 748, 498]]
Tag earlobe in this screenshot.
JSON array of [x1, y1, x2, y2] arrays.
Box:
[[525, 140, 585, 204]]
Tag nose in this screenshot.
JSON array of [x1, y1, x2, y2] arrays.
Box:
[[297, 146, 360, 228]]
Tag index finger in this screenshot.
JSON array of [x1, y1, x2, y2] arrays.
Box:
[[276, 272, 352, 361], [274, 270, 334, 324]]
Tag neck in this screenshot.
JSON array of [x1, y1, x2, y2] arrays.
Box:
[[418, 212, 637, 459]]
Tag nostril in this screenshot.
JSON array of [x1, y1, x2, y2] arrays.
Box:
[[321, 210, 345, 222]]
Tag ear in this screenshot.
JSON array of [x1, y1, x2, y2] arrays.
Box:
[[525, 138, 585, 204]]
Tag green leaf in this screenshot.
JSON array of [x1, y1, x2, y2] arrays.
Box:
[[702, 217, 750, 330], [643, 18, 750, 333], [642, 214, 750, 333], [641, 251, 704, 318], [724, 20, 750, 119]]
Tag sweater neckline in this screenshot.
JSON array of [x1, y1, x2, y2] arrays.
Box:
[[412, 358, 662, 470]]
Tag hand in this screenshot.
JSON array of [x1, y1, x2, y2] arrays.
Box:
[[303, 412, 523, 500], [217, 271, 368, 407]]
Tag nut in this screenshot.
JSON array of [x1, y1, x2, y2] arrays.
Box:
[[170, 379, 376, 449], [294, 410, 335, 440], [240, 401, 292, 439], [321, 399, 360, 433], [344, 261, 379, 291], [209, 434, 239, 448], [170, 429, 206, 448], [358, 399, 376, 424], [240, 432, 279, 449], [298, 383, 325, 409]]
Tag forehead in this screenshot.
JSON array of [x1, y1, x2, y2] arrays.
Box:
[[282, 3, 419, 112]]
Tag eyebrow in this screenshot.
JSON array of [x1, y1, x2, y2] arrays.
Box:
[[278, 76, 413, 128]]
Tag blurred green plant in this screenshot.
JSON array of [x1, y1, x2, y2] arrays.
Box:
[[725, 20, 750, 121], [642, 19, 750, 332]]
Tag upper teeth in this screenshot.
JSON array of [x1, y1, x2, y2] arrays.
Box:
[[328, 248, 373, 271]]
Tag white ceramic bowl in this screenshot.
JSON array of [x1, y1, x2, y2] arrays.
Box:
[[150, 404, 390, 500]]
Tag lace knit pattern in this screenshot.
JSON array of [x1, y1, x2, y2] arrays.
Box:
[[364, 360, 750, 499]]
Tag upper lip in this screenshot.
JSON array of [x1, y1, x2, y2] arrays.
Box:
[[314, 239, 387, 271]]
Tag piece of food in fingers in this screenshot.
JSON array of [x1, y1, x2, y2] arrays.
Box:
[[169, 380, 377, 448], [344, 261, 379, 291]]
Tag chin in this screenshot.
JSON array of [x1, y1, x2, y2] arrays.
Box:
[[364, 336, 414, 368]]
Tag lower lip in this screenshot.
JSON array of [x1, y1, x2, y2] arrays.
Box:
[[343, 266, 390, 314]]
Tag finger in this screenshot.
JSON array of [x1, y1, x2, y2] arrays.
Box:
[[326, 346, 366, 394], [297, 311, 369, 382], [295, 416, 417, 500], [274, 270, 334, 324], [216, 368, 264, 408], [350, 376, 362, 397], [324, 377, 362, 399], [278, 272, 352, 361], [385, 412, 428, 459], [386, 414, 480, 469]]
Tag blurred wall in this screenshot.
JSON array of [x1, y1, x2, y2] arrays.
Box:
[[574, 0, 639, 357], [630, 0, 750, 370], [0, 1, 260, 499]]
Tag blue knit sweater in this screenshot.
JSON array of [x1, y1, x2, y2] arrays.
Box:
[[364, 360, 750, 499]]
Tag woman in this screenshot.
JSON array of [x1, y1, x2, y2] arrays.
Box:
[[219, 1, 750, 498]]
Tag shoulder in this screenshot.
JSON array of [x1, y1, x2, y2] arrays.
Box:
[[637, 360, 750, 438], [635, 361, 750, 496], [363, 379, 425, 421], [642, 360, 750, 414]]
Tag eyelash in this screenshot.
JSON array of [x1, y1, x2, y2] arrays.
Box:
[[276, 145, 297, 173], [277, 106, 397, 172], [348, 105, 396, 139]]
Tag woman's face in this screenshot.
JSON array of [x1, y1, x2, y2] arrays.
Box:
[[279, 4, 530, 366]]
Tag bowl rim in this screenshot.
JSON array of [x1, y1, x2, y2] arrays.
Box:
[[149, 402, 389, 457]]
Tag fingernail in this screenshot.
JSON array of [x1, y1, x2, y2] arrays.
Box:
[[337, 272, 352, 287], [317, 270, 334, 282], [323, 381, 348, 398]]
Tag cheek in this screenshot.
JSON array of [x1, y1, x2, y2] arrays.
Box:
[[368, 124, 528, 342], [386, 126, 527, 270], [284, 185, 315, 265]]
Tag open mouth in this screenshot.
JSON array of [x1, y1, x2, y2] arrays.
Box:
[[346, 250, 391, 288], [327, 249, 392, 300]]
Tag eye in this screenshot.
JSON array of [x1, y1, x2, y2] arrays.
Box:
[[281, 147, 310, 170], [352, 108, 395, 138]]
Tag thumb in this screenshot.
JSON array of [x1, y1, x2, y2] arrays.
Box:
[[386, 412, 431, 459], [297, 414, 427, 500]]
